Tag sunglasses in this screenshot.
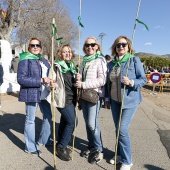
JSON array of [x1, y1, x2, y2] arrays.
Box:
[[116, 43, 128, 48], [62, 51, 71, 54], [85, 43, 96, 48], [29, 44, 41, 48]]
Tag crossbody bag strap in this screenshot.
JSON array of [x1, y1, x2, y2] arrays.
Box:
[[82, 65, 90, 82]]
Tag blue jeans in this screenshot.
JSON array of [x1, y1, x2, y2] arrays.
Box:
[[24, 100, 52, 152], [57, 103, 76, 148], [111, 99, 138, 165], [81, 99, 103, 152]]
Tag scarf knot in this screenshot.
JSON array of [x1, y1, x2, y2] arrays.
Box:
[[19, 52, 42, 61], [83, 51, 104, 67], [112, 52, 134, 68], [55, 59, 77, 74]]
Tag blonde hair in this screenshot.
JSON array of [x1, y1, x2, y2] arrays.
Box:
[[56, 44, 75, 61], [111, 35, 135, 56], [83, 37, 102, 54], [27, 37, 42, 54]]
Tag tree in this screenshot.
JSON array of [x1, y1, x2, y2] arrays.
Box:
[[141, 56, 170, 71], [0, 0, 18, 40], [0, 0, 78, 56]]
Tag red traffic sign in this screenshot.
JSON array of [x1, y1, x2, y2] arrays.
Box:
[[150, 72, 162, 83]]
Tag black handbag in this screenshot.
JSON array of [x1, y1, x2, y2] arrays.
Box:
[[80, 89, 99, 104]]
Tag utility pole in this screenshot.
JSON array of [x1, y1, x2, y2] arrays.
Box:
[[98, 32, 106, 50]]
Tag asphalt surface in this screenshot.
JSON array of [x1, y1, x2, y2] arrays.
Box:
[[0, 93, 170, 170]]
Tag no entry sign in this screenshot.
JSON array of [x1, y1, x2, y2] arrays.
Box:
[[150, 72, 162, 83]]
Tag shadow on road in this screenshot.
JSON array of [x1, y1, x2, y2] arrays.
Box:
[[144, 164, 165, 170], [45, 122, 116, 169], [157, 129, 170, 159], [0, 112, 25, 150], [0, 112, 117, 169], [0, 112, 49, 151]]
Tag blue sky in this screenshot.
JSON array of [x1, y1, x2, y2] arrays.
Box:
[[62, 0, 170, 56]]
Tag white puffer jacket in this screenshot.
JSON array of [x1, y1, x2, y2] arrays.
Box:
[[81, 56, 107, 95]]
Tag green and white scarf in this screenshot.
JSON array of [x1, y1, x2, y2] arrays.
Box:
[[83, 51, 104, 67], [55, 59, 77, 74], [19, 52, 43, 61], [112, 52, 134, 68]]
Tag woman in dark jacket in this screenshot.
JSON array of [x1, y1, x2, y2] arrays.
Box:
[[49, 44, 77, 161], [17, 37, 52, 156]]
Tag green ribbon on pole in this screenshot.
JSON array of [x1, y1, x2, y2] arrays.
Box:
[[136, 19, 149, 31], [56, 37, 66, 44], [56, 37, 63, 42], [51, 23, 66, 45], [51, 23, 58, 37], [78, 16, 84, 28]]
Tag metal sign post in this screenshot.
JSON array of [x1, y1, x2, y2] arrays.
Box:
[[150, 72, 162, 94]]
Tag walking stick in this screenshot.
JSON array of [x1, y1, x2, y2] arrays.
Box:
[[71, 0, 82, 160], [114, 0, 142, 169], [51, 18, 57, 170]]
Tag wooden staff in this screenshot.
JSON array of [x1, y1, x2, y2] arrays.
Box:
[[71, 0, 82, 160], [51, 18, 57, 170], [114, 0, 142, 169]]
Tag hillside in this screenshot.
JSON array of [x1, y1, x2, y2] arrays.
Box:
[[73, 52, 170, 65], [135, 52, 170, 59]]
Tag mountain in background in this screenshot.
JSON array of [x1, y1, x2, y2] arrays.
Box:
[[73, 52, 170, 65], [135, 52, 170, 59]]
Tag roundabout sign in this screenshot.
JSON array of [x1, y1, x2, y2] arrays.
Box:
[[149, 72, 162, 94], [150, 72, 162, 83]]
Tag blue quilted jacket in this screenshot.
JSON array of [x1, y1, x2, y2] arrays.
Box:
[[17, 57, 50, 102]]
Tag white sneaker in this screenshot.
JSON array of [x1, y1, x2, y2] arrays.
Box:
[[120, 163, 133, 170], [109, 155, 121, 165]]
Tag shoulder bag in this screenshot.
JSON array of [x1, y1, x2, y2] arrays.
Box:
[[79, 64, 99, 104], [80, 89, 99, 104]]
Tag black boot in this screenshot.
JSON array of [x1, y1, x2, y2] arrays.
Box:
[[66, 147, 72, 154], [56, 147, 71, 161], [56, 143, 72, 154]]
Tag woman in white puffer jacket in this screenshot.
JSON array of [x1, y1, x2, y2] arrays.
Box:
[[76, 36, 107, 164]]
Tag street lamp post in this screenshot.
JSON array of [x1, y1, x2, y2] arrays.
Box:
[[98, 32, 106, 51]]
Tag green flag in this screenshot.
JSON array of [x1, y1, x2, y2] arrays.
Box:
[[56, 37, 66, 44], [56, 37, 63, 42], [51, 23, 58, 37], [78, 16, 84, 28], [136, 19, 149, 31]]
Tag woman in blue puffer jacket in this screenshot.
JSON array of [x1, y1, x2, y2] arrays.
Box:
[[17, 37, 52, 156]]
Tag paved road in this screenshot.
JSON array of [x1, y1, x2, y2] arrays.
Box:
[[0, 93, 170, 170]]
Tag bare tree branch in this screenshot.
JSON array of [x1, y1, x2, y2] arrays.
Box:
[[0, 0, 78, 56]]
